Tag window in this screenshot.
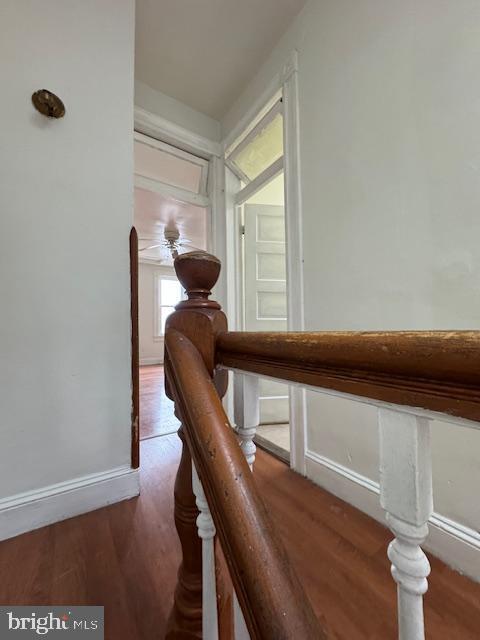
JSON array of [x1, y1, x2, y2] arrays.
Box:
[[228, 110, 283, 183], [155, 275, 183, 337], [134, 132, 209, 196], [226, 99, 283, 188]]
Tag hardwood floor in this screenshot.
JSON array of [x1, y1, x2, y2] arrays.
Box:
[[255, 451, 480, 640], [140, 365, 179, 440], [0, 436, 181, 639], [0, 434, 479, 639]]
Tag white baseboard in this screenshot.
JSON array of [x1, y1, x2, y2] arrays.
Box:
[[305, 449, 480, 583], [0, 466, 140, 541], [140, 357, 163, 366]]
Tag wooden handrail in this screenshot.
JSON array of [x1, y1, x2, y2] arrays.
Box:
[[216, 330, 480, 422], [166, 329, 324, 639]]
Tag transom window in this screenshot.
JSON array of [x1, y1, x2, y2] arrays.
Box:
[[228, 110, 283, 182], [134, 132, 209, 196], [225, 98, 283, 189]]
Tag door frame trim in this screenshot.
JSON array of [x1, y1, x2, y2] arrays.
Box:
[[134, 106, 221, 159], [282, 51, 307, 475], [130, 227, 140, 469]]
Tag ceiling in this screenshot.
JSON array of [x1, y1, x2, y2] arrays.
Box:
[[135, 0, 306, 120], [135, 187, 207, 266]]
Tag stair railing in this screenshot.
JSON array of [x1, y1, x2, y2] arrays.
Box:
[[164, 250, 323, 640], [164, 250, 480, 640]]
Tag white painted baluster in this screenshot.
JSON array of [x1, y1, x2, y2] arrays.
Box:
[[191, 463, 218, 640], [234, 374, 259, 470], [378, 408, 433, 640]]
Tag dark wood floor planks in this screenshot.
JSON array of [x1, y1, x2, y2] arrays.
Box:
[[0, 434, 479, 639]]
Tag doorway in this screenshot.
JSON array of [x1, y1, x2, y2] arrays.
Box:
[[131, 132, 210, 460], [226, 97, 291, 462]]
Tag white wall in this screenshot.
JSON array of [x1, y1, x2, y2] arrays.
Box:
[[0, 0, 136, 526], [135, 80, 221, 142], [138, 262, 176, 365], [223, 0, 480, 568]]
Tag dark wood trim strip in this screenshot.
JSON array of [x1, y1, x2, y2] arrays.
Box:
[[130, 227, 140, 469], [165, 329, 325, 640], [216, 331, 480, 422]]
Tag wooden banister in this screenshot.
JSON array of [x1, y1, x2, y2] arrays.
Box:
[[164, 250, 324, 639], [165, 251, 228, 640], [166, 328, 324, 639], [216, 330, 480, 422]]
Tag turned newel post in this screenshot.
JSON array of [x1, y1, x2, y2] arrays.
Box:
[[165, 251, 228, 640]]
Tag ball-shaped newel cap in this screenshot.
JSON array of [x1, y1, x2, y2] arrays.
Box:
[[174, 250, 221, 307]]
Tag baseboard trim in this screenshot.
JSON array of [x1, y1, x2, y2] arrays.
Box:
[[140, 357, 163, 366], [0, 466, 140, 541], [305, 449, 480, 583]]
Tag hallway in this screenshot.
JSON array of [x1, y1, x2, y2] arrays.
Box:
[[139, 365, 179, 440], [1, 432, 479, 639], [2, 2, 480, 638]]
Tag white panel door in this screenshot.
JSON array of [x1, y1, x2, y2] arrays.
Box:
[[244, 204, 289, 424]]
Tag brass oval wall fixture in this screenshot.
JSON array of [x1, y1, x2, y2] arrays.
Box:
[[32, 89, 65, 118]]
